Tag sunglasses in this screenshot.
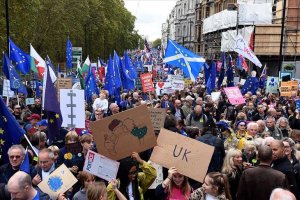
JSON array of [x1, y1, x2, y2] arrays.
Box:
[[9, 155, 21, 159], [128, 170, 138, 175]]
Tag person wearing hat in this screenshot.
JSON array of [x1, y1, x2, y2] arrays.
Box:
[[235, 120, 251, 150], [197, 118, 225, 173], [181, 95, 194, 118], [217, 121, 238, 151], [25, 114, 41, 136]]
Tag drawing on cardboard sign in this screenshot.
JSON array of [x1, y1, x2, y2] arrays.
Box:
[[104, 118, 148, 155]]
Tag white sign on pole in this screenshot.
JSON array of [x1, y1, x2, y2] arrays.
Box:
[[170, 75, 184, 91], [2, 79, 15, 98], [60, 89, 85, 129], [83, 150, 120, 182]]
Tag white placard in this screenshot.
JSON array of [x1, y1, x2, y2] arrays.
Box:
[[170, 75, 184, 91], [2, 79, 15, 98], [83, 150, 120, 182], [211, 92, 221, 102], [60, 89, 85, 128], [240, 79, 246, 85], [148, 162, 163, 189], [26, 98, 35, 105]]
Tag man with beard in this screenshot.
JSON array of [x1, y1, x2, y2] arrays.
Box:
[[186, 105, 208, 130]]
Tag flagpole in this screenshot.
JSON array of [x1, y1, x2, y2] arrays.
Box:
[[24, 134, 38, 156]]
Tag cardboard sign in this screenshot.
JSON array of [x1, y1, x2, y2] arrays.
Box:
[[140, 73, 154, 93], [83, 150, 120, 182], [60, 89, 85, 129], [266, 77, 279, 94], [224, 87, 245, 105], [57, 78, 72, 90], [148, 108, 166, 135], [280, 80, 299, 97], [90, 105, 156, 160], [211, 92, 221, 102], [38, 164, 77, 199], [184, 79, 193, 86], [150, 128, 214, 183]]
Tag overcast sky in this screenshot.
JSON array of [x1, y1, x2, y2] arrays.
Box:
[[124, 0, 177, 42]]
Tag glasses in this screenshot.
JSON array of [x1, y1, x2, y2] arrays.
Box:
[[9, 155, 21, 159], [128, 170, 138, 175], [239, 124, 246, 127]]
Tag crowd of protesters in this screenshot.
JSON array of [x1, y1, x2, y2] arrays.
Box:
[[0, 74, 300, 200]]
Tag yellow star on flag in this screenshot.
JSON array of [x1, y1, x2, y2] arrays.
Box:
[[49, 119, 54, 123], [0, 128, 4, 135], [2, 116, 7, 122], [0, 139, 5, 145], [55, 113, 60, 119]]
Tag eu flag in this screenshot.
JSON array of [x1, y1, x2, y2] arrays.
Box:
[[0, 95, 25, 163], [9, 38, 31, 74], [226, 55, 234, 87], [241, 76, 259, 95], [2, 53, 28, 95], [85, 65, 99, 103], [121, 52, 135, 90], [44, 56, 63, 143], [218, 52, 226, 89], [104, 56, 115, 95], [113, 51, 122, 89], [20, 149, 30, 174], [66, 38, 73, 69], [163, 39, 205, 82]]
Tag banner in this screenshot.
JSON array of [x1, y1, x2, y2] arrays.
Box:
[[60, 89, 85, 129], [233, 34, 262, 67], [170, 75, 184, 91], [83, 150, 120, 182], [280, 81, 298, 97], [224, 87, 245, 105], [90, 105, 156, 160], [266, 77, 279, 94], [140, 73, 154, 93], [150, 128, 214, 183]]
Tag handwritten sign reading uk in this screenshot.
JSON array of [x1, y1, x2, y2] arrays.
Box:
[[224, 86, 245, 105], [150, 128, 214, 182]]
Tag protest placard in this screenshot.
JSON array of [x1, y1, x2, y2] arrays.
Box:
[[140, 73, 154, 93], [148, 162, 163, 189], [280, 80, 299, 97], [83, 150, 120, 182], [25, 98, 35, 105], [38, 164, 77, 200], [56, 78, 72, 100], [60, 89, 85, 129], [90, 105, 156, 160], [2, 79, 15, 98], [224, 87, 245, 105], [211, 92, 221, 102], [266, 77, 279, 94], [148, 108, 166, 135], [150, 128, 214, 183], [170, 75, 184, 91]]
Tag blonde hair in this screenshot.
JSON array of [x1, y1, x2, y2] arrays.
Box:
[[65, 131, 79, 144], [222, 148, 242, 176], [48, 145, 59, 155], [87, 182, 107, 200], [167, 174, 191, 200], [244, 141, 256, 151]]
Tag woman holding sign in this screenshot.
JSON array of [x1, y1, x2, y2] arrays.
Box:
[[155, 166, 192, 199], [107, 152, 156, 200]]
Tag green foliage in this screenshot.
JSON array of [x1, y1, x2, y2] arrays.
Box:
[[152, 38, 161, 49], [0, 0, 140, 64]]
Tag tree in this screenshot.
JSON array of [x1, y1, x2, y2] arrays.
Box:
[[152, 38, 161, 49]]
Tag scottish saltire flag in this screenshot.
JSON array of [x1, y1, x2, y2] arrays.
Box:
[[2, 53, 28, 95], [218, 52, 226, 89], [43, 56, 62, 143], [241, 76, 259, 95], [9, 38, 31, 74], [163, 39, 205, 82], [226, 55, 234, 87], [85, 65, 99, 103], [66, 38, 73, 69], [20, 149, 30, 174], [259, 64, 267, 89], [0, 95, 25, 163]]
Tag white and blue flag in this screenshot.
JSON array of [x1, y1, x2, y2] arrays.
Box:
[[163, 39, 205, 82]]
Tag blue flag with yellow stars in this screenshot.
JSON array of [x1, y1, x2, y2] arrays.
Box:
[[241, 76, 259, 95], [163, 39, 205, 82], [9, 38, 31, 74], [19, 149, 30, 174], [0, 96, 25, 163], [2, 53, 28, 95], [85, 63, 99, 103], [66, 38, 73, 69], [44, 56, 62, 143], [226, 54, 234, 87]]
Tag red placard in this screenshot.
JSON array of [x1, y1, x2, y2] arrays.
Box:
[[140, 73, 154, 92]]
